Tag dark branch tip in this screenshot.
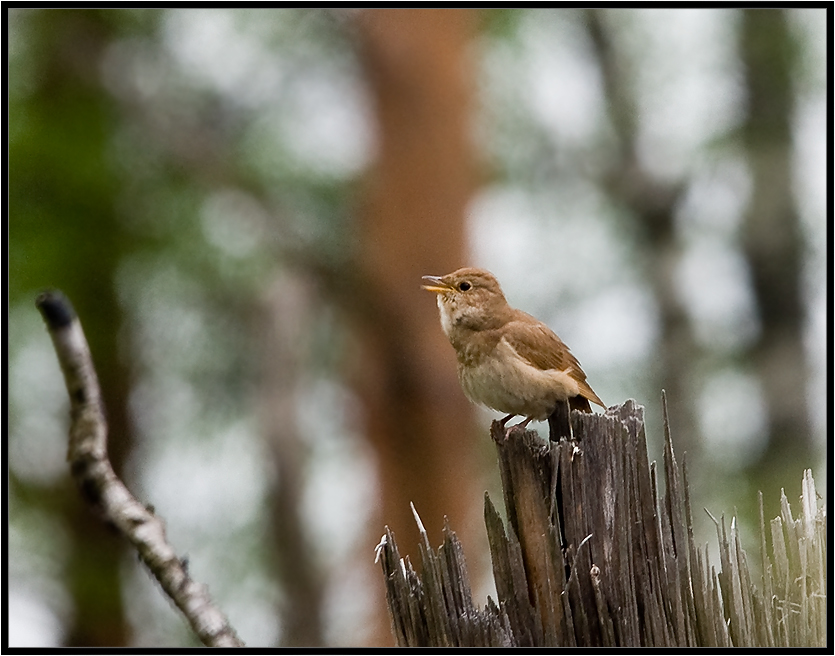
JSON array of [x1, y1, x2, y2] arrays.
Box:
[[35, 290, 77, 329]]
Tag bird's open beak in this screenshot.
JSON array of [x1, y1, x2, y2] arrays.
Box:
[[421, 275, 450, 294]]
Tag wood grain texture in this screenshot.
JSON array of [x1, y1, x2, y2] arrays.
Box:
[[377, 398, 826, 647]]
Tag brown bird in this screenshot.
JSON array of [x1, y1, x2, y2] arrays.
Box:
[[422, 267, 604, 439]]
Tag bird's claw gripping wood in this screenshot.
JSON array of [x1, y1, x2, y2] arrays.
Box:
[[495, 413, 533, 441]]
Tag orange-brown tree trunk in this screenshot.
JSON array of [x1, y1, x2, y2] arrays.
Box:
[[351, 7, 484, 643]]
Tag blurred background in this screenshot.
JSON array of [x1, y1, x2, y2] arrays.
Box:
[[7, 8, 826, 648]]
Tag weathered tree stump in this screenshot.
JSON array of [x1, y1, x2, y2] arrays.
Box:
[[376, 399, 826, 647]]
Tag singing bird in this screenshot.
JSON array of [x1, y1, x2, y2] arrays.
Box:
[[422, 267, 604, 438]]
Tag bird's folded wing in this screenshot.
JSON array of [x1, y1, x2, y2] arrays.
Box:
[[503, 317, 605, 408]]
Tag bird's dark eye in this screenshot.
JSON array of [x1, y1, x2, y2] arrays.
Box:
[[458, 281, 472, 292]]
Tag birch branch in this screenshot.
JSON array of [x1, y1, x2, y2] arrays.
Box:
[[35, 290, 244, 648]]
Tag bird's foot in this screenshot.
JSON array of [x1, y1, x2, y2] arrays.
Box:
[[496, 414, 514, 441], [490, 416, 513, 443], [503, 416, 533, 441]]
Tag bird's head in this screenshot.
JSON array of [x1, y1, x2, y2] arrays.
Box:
[[422, 267, 511, 337]]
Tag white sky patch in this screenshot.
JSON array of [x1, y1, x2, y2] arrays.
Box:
[[677, 154, 752, 239], [296, 377, 377, 560], [221, 578, 282, 647], [163, 9, 284, 109], [277, 69, 373, 177], [677, 237, 759, 352], [201, 189, 269, 259], [522, 11, 607, 148], [790, 7, 827, 458], [564, 283, 659, 370], [698, 369, 768, 468], [295, 376, 379, 646], [793, 97, 827, 244], [8, 590, 65, 648], [163, 8, 372, 179], [793, 96, 827, 454], [627, 8, 744, 181], [8, 306, 70, 485], [8, 501, 73, 648], [140, 419, 267, 534]]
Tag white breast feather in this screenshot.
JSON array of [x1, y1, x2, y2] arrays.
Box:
[[438, 296, 454, 338]]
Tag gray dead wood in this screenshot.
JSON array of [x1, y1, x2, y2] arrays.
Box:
[[377, 398, 826, 647]]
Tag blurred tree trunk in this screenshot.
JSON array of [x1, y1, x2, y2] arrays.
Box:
[[738, 8, 812, 519], [351, 7, 483, 644], [9, 10, 134, 647], [257, 274, 325, 647], [583, 9, 694, 454], [584, 8, 815, 525]]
